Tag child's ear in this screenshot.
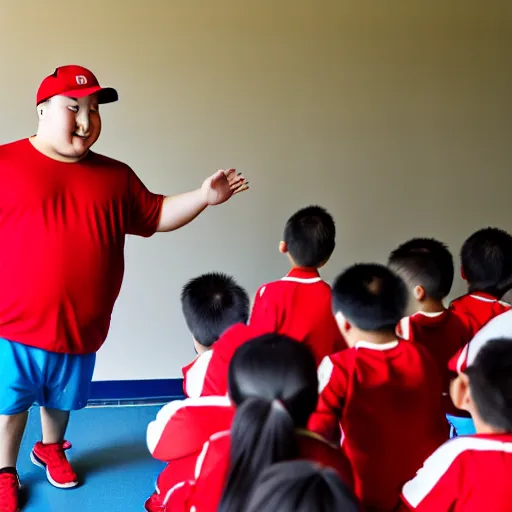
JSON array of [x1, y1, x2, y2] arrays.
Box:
[[413, 285, 426, 301], [335, 311, 351, 335], [449, 373, 472, 412], [461, 266, 467, 281], [279, 241, 288, 254]]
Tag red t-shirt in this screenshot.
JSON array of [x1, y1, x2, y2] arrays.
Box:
[[0, 138, 164, 354], [449, 292, 510, 341], [399, 433, 512, 511], [397, 311, 470, 415], [308, 340, 449, 512], [181, 323, 264, 398], [249, 268, 346, 365], [166, 429, 354, 512]]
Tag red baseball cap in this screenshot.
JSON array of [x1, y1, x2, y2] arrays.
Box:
[[36, 65, 118, 105]]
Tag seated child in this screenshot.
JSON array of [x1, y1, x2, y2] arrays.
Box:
[[245, 460, 360, 512], [165, 334, 356, 512], [450, 227, 512, 339], [180, 272, 263, 398], [249, 205, 346, 365], [399, 338, 512, 511], [308, 263, 449, 512], [145, 396, 234, 511], [388, 238, 470, 417]]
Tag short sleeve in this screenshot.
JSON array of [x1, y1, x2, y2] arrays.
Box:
[[126, 169, 165, 237]]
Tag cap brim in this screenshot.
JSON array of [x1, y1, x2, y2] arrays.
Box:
[[61, 86, 119, 104]]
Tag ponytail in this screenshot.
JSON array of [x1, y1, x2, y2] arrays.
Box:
[[218, 397, 298, 512]]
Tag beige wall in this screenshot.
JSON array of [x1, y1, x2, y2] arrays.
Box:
[[1, 1, 511, 380]]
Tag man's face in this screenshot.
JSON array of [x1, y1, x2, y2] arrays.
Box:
[[40, 94, 101, 160]]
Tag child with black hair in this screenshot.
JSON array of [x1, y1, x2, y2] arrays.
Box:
[[250, 205, 346, 365], [180, 272, 263, 398], [308, 264, 449, 512], [144, 272, 262, 511], [450, 227, 512, 339], [164, 334, 356, 512], [245, 460, 360, 512], [399, 338, 512, 511], [388, 238, 470, 417]]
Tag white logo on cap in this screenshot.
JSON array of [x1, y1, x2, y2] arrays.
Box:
[[76, 75, 88, 85]]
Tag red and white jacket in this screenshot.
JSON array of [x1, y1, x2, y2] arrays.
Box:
[[448, 309, 512, 373], [308, 340, 449, 512], [399, 433, 512, 511], [397, 310, 470, 416], [181, 323, 264, 398], [165, 429, 354, 512], [449, 292, 510, 342], [146, 396, 235, 507], [249, 268, 347, 365]]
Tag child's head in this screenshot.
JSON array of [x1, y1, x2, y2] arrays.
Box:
[[332, 263, 408, 346], [181, 272, 250, 354], [461, 227, 512, 297], [280, 205, 336, 269], [219, 333, 318, 512], [245, 460, 360, 512], [388, 238, 454, 311], [451, 338, 512, 433]]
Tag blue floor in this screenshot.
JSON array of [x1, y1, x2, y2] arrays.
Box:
[[18, 405, 165, 512]]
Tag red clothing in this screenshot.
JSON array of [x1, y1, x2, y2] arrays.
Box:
[[399, 433, 512, 511], [146, 396, 234, 507], [450, 292, 510, 341], [308, 340, 449, 512], [181, 323, 264, 398], [397, 311, 469, 415], [166, 429, 354, 512], [249, 268, 346, 365], [0, 138, 164, 354]]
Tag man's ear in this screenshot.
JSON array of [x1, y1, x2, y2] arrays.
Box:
[[279, 241, 288, 254], [37, 103, 47, 121], [449, 373, 472, 412]]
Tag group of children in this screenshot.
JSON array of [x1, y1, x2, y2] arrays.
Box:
[[144, 205, 512, 511]]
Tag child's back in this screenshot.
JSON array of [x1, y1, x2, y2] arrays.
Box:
[[308, 264, 449, 511], [450, 227, 512, 339], [251, 268, 344, 365], [388, 238, 470, 415], [400, 338, 512, 511], [250, 206, 346, 364]]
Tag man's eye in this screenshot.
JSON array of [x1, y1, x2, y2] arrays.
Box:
[[68, 106, 79, 113]]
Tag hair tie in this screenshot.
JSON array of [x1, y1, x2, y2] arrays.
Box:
[[272, 399, 289, 415]]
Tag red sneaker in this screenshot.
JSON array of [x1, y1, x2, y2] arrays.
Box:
[[144, 492, 166, 512], [0, 468, 21, 512], [30, 441, 78, 489]]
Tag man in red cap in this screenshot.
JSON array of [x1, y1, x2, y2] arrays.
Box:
[[0, 65, 248, 511]]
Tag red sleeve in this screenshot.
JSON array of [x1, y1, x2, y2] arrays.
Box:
[[249, 284, 279, 332], [126, 169, 164, 237], [399, 443, 463, 511], [146, 397, 233, 461], [307, 355, 349, 443]]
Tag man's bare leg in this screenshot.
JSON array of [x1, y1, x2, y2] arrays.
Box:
[[40, 407, 70, 444], [0, 412, 29, 469]]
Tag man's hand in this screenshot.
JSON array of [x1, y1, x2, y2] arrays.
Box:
[[201, 169, 249, 206]]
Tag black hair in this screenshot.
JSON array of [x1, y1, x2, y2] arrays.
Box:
[[283, 205, 336, 268], [245, 460, 360, 512], [180, 272, 249, 347], [465, 338, 512, 431], [332, 263, 408, 332], [218, 334, 319, 512], [388, 238, 454, 300], [461, 227, 512, 297]]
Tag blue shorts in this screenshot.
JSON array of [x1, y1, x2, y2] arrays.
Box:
[[0, 338, 96, 415]]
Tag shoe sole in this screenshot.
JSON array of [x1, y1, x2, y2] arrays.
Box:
[[30, 451, 78, 489]]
